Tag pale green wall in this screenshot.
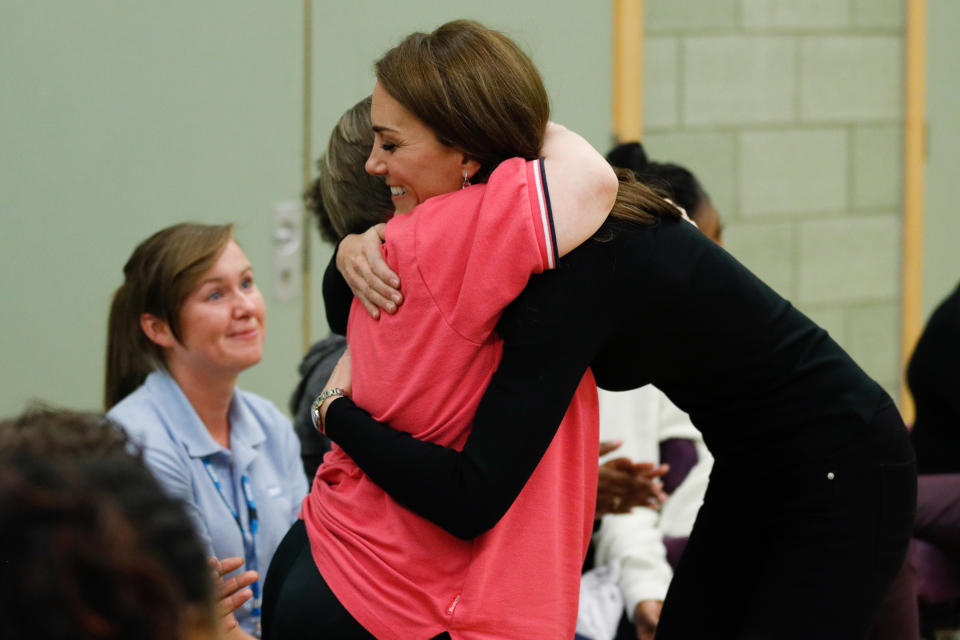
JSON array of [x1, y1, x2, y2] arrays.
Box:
[[923, 0, 960, 318], [641, 0, 907, 400], [0, 1, 611, 417]]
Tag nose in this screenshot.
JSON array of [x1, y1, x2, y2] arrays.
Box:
[[365, 146, 385, 176], [233, 288, 258, 317]]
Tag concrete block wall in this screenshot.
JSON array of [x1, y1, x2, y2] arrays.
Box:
[[641, 0, 905, 398]]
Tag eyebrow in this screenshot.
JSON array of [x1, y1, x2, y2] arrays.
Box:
[[372, 125, 399, 134], [197, 266, 253, 287]]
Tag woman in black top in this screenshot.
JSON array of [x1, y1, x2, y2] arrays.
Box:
[[907, 281, 960, 474], [322, 181, 915, 638]]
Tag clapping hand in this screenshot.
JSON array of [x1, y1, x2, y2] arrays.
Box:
[[595, 440, 669, 518]]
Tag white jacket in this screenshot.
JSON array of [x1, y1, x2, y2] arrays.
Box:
[[592, 385, 713, 621]]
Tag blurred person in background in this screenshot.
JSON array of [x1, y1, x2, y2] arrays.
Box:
[[289, 96, 393, 481], [0, 407, 219, 640]]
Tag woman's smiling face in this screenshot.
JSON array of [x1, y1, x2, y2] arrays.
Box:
[[163, 240, 266, 380], [364, 82, 477, 215]]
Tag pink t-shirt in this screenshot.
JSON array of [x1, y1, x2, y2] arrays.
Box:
[[301, 158, 599, 640]]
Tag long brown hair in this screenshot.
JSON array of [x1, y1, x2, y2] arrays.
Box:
[[377, 20, 679, 226], [104, 223, 233, 410], [609, 168, 684, 224]]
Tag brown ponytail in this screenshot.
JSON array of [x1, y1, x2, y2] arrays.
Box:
[[607, 167, 685, 225], [103, 223, 233, 410], [104, 284, 155, 410]]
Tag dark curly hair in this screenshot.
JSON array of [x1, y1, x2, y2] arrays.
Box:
[[0, 407, 216, 640]]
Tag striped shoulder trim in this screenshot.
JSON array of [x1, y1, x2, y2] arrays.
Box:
[[533, 158, 558, 269]]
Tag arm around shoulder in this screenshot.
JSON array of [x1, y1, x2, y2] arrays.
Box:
[[540, 122, 617, 257]]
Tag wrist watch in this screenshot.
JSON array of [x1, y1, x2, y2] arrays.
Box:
[[311, 388, 345, 433]]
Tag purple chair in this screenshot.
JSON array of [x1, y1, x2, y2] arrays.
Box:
[[871, 474, 960, 639], [915, 538, 960, 608]]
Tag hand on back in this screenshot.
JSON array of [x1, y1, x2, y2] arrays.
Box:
[[336, 224, 402, 319]]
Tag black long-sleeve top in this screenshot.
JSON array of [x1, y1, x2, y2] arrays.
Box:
[[323, 216, 892, 539], [907, 281, 960, 474]]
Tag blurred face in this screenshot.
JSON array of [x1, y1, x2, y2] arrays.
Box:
[[693, 199, 723, 246], [365, 82, 476, 215], [165, 240, 266, 380]]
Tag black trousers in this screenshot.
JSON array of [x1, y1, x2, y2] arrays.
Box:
[[655, 405, 917, 640], [261, 520, 452, 640]]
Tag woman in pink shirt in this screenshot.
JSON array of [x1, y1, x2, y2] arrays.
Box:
[[262, 20, 677, 640]]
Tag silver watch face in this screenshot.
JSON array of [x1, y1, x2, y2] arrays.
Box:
[[311, 398, 321, 429]]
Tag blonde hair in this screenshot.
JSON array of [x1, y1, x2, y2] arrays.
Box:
[[305, 97, 393, 243]]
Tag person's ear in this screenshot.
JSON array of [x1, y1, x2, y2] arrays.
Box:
[[461, 156, 482, 182], [140, 313, 176, 349]]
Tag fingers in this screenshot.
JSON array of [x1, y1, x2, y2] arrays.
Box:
[[217, 589, 247, 614], [210, 555, 257, 625], [346, 268, 401, 316], [597, 465, 667, 514], [595, 494, 623, 517], [359, 294, 382, 320], [365, 238, 400, 290], [603, 457, 637, 473], [359, 225, 401, 307], [217, 569, 258, 600], [211, 556, 244, 578], [217, 588, 253, 619], [597, 466, 642, 516], [598, 439, 623, 456], [644, 481, 668, 508], [629, 471, 667, 509], [336, 229, 402, 318], [344, 260, 396, 319], [216, 571, 256, 627], [362, 270, 402, 311], [632, 462, 670, 479], [598, 465, 638, 492]]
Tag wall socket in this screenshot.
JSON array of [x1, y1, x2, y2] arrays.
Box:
[[272, 201, 302, 302]]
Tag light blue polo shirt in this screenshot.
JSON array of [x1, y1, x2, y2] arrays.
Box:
[[108, 370, 309, 635]]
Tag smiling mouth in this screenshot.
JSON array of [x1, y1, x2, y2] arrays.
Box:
[[229, 328, 259, 339], [390, 186, 407, 197]]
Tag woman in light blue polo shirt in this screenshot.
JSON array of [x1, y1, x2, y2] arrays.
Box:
[[104, 223, 309, 637]]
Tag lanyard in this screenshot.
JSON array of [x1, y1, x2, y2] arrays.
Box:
[[202, 457, 261, 636]]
